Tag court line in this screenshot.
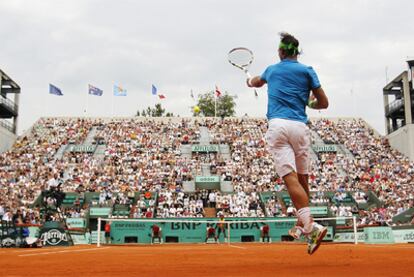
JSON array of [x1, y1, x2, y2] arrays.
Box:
[[352, 244, 414, 249], [326, 243, 414, 248], [228, 244, 247, 250], [13, 246, 93, 253], [18, 247, 109, 257]]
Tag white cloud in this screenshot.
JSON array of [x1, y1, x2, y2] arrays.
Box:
[[1, 0, 413, 134]]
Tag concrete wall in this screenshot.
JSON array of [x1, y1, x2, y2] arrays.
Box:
[[0, 125, 17, 153], [387, 124, 414, 161]]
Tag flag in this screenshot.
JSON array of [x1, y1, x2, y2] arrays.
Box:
[[113, 85, 127, 96], [152, 84, 157, 95], [215, 85, 221, 97], [49, 84, 63, 96], [158, 94, 166, 99], [88, 84, 103, 96]]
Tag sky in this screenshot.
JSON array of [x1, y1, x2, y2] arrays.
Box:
[[1, 0, 413, 135]]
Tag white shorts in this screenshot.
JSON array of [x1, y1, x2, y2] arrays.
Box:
[[265, 118, 310, 177]]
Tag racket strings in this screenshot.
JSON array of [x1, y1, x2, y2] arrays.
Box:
[[228, 49, 253, 68]]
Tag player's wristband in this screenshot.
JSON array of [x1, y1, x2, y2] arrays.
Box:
[[308, 99, 317, 109]]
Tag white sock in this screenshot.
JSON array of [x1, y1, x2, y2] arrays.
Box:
[[297, 207, 313, 234]]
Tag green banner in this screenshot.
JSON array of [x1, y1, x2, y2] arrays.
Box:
[[68, 145, 97, 153], [364, 227, 395, 244], [89, 207, 111, 217], [334, 231, 365, 243], [71, 234, 91, 245], [393, 229, 414, 243], [109, 218, 297, 244], [191, 145, 219, 153], [195, 176, 220, 183], [310, 206, 328, 216], [91, 231, 106, 244], [312, 145, 337, 153], [195, 176, 220, 189], [66, 218, 86, 229]]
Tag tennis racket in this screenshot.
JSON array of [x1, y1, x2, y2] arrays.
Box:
[[228, 47, 254, 78], [228, 47, 258, 97]]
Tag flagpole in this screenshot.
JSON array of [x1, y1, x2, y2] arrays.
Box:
[[214, 91, 217, 118], [112, 87, 114, 118], [85, 88, 89, 116]]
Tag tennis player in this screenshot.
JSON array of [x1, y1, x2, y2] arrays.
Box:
[[247, 32, 329, 254]]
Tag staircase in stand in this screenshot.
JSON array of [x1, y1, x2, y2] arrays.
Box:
[[204, 207, 217, 218]]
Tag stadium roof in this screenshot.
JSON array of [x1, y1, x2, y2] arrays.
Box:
[[383, 71, 406, 95], [0, 69, 20, 94]]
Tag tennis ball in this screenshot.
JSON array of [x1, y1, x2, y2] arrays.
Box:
[[193, 106, 200, 113]]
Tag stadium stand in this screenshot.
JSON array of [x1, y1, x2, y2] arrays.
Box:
[[1, 116, 414, 241]]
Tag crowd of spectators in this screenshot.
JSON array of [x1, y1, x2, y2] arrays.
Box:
[[0, 117, 413, 228], [313, 119, 414, 225], [156, 189, 205, 218]]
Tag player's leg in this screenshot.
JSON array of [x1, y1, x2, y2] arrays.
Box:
[[288, 173, 309, 239], [283, 172, 313, 232], [266, 119, 326, 252], [298, 174, 310, 198], [291, 122, 327, 254], [266, 119, 306, 239]]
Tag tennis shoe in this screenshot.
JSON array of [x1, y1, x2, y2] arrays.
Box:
[[288, 226, 304, 240], [307, 224, 327, 255]]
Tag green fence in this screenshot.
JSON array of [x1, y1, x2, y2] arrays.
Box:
[[107, 218, 297, 244]]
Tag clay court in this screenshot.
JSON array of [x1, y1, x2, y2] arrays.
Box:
[[1, 243, 414, 277]]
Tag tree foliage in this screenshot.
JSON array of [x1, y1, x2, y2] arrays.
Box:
[[193, 91, 236, 117], [137, 103, 173, 117]]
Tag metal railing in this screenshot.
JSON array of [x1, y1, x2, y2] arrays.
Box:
[[0, 96, 18, 114], [0, 119, 15, 133], [385, 99, 403, 116]]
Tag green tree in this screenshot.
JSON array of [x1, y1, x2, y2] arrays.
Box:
[[153, 103, 165, 117], [194, 91, 236, 117], [137, 103, 174, 117], [146, 106, 152, 117]]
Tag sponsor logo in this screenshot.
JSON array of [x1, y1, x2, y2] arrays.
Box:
[[1, 237, 16, 247], [113, 223, 146, 229], [403, 231, 414, 241], [192, 145, 219, 153], [40, 229, 68, 245], [170, 222, 272, 230]]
